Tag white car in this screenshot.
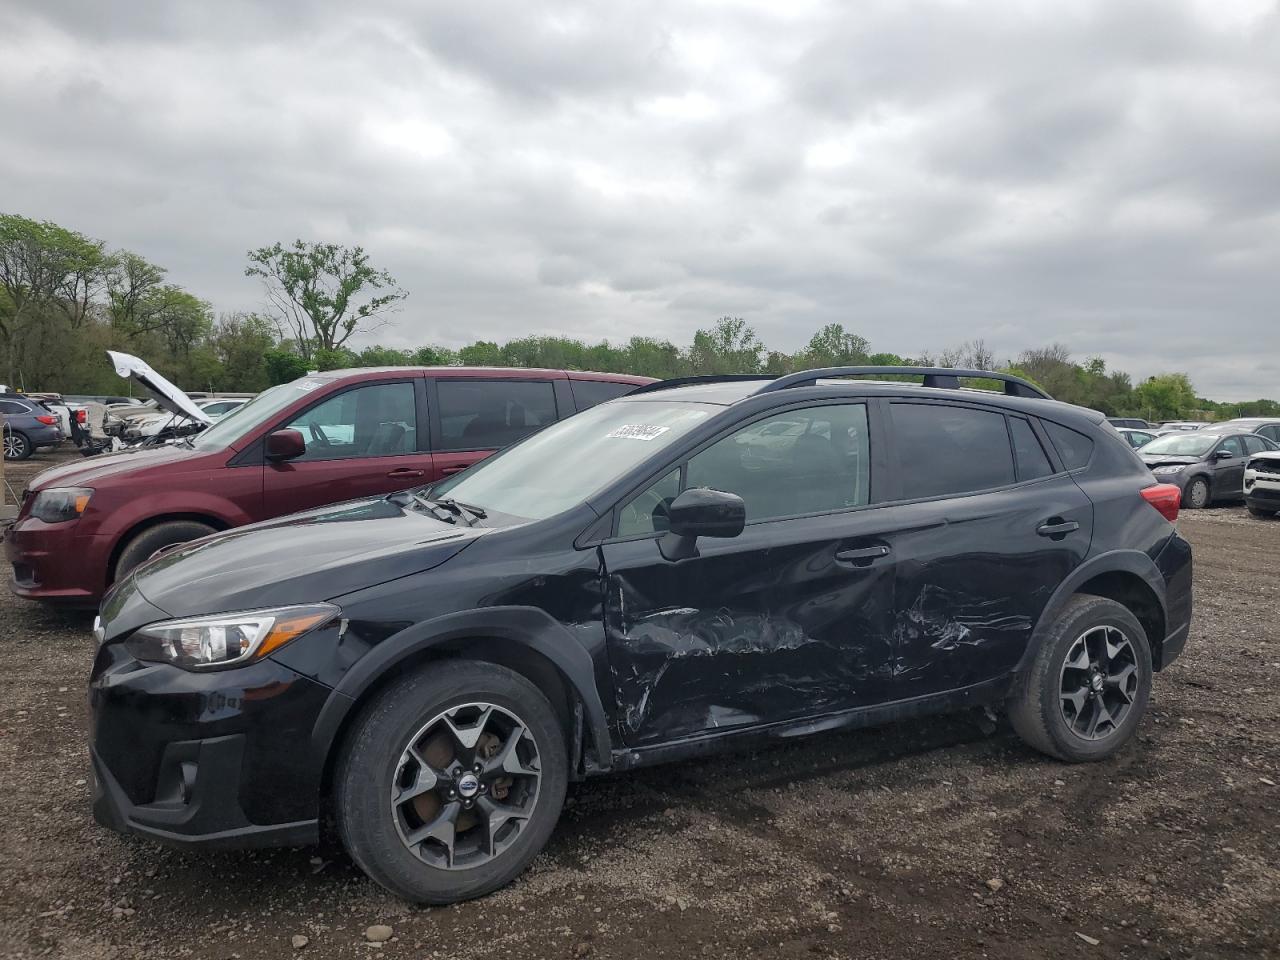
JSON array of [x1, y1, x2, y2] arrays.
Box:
[[1244, 451, 1280, 519], [126, 397, 248, 439]]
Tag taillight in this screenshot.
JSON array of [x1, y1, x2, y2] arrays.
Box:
[[36, 415, 58, 425], [1141, 483, 1181, 522]]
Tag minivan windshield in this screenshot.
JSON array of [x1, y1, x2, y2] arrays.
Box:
[[1140, 434, 1218, 457], [191, 380, 313, 450], [429, 400, 714, 520]]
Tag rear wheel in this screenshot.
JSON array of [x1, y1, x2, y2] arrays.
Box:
[[335, 660, 568, 904], [114, 520, 218, 580], [1009, 595, 1152, 762], [1183, 477, 1210, 509], [3, 430, 31, 460]]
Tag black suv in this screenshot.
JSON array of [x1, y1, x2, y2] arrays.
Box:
[[90, 367, 1193, 904]]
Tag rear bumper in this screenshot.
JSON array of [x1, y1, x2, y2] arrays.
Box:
[[5, 519, 105, 603], [1154, 532, 1193, 669]]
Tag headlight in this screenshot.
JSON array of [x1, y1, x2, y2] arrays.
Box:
[[124, 604, 338, 671], [30, 487, 93, 522], [1151, 464, 1184, 475]]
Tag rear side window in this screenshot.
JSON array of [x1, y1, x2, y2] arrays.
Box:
[[1009, 417, 1053, 480], [892, 403, 1015, 499], [1042, 421, 1095, 470], [0, 400, 30, 415], [438, 379, 558, 451], [570, 379, 635, 410], [1243, 435, 1270, 455]]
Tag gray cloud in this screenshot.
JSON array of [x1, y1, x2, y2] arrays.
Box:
[[1, 0, 1278, 399]]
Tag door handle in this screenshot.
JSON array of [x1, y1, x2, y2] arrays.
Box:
[[1036, 518, 1080, 538], [440, 465, 467, 476], [835, 544, 890, 565], [386, 468, 425, 479]]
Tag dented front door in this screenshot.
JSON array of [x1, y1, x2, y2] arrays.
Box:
[[600, 510, 898, 747]]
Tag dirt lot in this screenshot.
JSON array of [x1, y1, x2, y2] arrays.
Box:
[[1, 447, 1276, 960]]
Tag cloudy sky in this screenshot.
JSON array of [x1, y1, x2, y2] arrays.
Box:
[[2, 0, 1278, 399]]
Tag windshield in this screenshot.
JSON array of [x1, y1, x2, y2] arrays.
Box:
[[1141, 434, 1217, 457], [191, 380, 314, 450], [430, 400, 715, 520]]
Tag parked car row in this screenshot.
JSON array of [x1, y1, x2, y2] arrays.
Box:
[[4, 363, 1193, 906]]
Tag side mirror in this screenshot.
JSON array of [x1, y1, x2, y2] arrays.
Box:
[[265, 428, 306, 462], [659, 487, 746, 561], [1212, 449, 1234, 460]]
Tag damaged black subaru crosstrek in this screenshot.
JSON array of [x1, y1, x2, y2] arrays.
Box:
[[90, 367, 1193, 903]]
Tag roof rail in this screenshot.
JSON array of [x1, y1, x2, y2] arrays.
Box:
[[754, 366, 1051, 400], [627, 374, 774, 396]]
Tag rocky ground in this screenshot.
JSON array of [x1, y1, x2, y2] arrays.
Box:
[[0, 446, 1276, 959]]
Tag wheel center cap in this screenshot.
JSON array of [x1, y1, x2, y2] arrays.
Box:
[[1090, 673, 1104, 692], [457, 773, 480, 798]]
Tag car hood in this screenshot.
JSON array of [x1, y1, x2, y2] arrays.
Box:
[[1141, 454, 1201, 468], [124, 496, 490, 618], [107, 350, 210, 424], [1249, 451, 1280, 464], [27, 443, 207, 492]]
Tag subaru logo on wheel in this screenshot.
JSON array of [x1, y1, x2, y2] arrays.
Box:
[[457, 773, 480, 798]]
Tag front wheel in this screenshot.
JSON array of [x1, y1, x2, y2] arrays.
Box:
[[1183, 477, 1210, 509], [335, 660, 568, 904], [1008, 595, 1153, 762]]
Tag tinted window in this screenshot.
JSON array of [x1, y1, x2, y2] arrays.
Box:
[[1243, 435, 1269, 455], [571, 379, 635, 410], [617, 468, 681, 537], [893, 404, 1014, 499], [283, 381, 417, 461], [684, 404, 870, 523], [438, 380, 557, 451], [1218, 436, 1245, 458], [1009, 417, 1053, 480], [1043, 421, 1095, 470], [0, 400, 30, 415]]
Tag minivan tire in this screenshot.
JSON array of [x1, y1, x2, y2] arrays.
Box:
[[335, 660, 568, 904], [3, 430, 31, 461], [114, 520, 218, 581], [1008, 595, 1152, 762]]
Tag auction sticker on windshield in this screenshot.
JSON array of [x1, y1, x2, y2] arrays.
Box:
[[607, 424, 671, 441]]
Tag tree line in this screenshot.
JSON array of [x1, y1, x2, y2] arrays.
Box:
[[1, 212, 1275, 422]]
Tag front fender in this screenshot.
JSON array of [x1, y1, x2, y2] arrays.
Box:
[[309, 606, 614, 776]]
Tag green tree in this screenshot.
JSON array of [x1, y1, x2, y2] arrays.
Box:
[[686, 317, 764, 374], [245, 240, 407, 360], [800, 323, 870, 368], [264, 348, 308, 385], [1133, 374, 1198, 421]]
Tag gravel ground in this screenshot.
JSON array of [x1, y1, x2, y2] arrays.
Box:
[[1, 446, 1277, 960]]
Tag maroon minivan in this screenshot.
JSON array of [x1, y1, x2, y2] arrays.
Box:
[[7, 366, 652, 604]]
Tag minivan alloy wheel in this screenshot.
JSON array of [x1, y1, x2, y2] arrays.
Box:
[[391, 702, 542, 870], [1058, 626, 1139, 741]]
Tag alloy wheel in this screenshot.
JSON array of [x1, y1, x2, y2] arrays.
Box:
[[3, 434, 25, 459], [1058, 625, 1140, 741], [391, 702, 542, 871]]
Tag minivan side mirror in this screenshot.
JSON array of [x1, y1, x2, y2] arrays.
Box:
[[658, 487, 746, 561], [265, 428, 306, 462]]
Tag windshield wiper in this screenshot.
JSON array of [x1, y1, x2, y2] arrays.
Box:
[[434, 497, 487, 521]]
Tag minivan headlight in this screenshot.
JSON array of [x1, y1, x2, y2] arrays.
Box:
[[30, 487, 93, 522], [124, 604, 338, 671]]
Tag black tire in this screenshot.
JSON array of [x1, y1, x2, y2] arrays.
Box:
[[1008, 595, 1153, 762], [3, 430, 31, 461], [114, 520, 218, 580], [1182, 477, 1210, 509], [1248, 506, 1277, 519], [335, 660, 568, 904]]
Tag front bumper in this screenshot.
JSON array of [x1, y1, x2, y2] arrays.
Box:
[[5, 518, 104, 602], [90, 639, 334, 849], [1243, 470, 1280, 515]]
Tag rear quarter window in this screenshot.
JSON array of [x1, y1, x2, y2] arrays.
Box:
[[1043, 421, 1095, 470]]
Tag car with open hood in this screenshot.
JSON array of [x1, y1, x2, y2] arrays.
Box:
[[88, 366, 1193, 905], [7, 363, 650, 603], [1138, 430, 1277, 509]]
